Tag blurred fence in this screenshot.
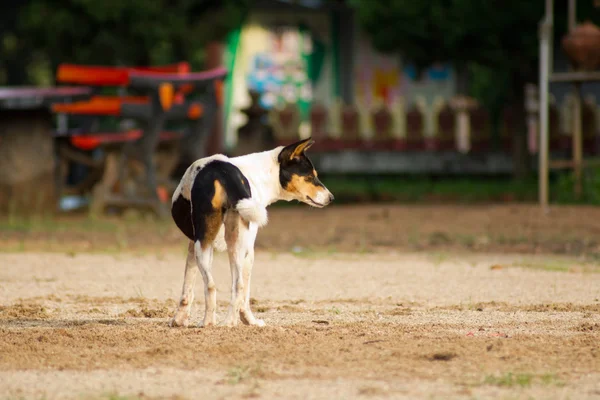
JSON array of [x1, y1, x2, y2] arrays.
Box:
[[265, 92, 600, 156]]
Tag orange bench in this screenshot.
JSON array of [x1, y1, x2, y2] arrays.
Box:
[[51, 62, 218, 216], [52, 62, 197, 144]]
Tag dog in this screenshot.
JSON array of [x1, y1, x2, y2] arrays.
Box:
[[169, 138, 334, 327]]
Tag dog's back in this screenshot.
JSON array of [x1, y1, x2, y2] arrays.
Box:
[[171, 156, 267, 246]]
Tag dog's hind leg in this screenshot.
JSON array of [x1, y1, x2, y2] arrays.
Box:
[[222, 211, 248, 327], [170, 241, 197, 327], [195, 240, 216, 327], [238, 224, 265, 326]]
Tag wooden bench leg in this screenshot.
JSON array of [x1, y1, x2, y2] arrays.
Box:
[[56, 143, 105, 197], [90, 143, 171, 219], [89, 150, 120, 217], [155, 143, 180, 192]]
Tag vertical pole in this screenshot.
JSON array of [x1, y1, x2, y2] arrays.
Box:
[[568, 0, 582, 199], [573, 83, 583, 198], [205, 41, 225, 155], [538, 0, 553, 210], [568, 0, 577, 31]]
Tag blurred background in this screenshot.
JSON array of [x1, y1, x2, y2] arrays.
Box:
[[1, 0, 600, 254], [5, 3, 600, 398]]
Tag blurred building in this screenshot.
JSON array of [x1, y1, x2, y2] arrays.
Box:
[[222, 0, 457, 150]]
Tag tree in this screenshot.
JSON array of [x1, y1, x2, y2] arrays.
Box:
[[0, 0, 249, 85], [348, 0, 599, 179]]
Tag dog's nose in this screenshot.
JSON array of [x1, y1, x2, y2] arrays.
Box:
[[329, 193, 335, 202]]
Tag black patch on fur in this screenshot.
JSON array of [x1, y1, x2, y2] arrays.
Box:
[[172, 195, 194, 240], [172, 160, 252, 242], [278, 143, 323, 189]]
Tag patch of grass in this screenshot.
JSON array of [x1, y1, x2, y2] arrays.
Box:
[[0, 216, 119, 234], [494, 234, 530, 245], [290, 247, 339, 259], [483, 372, 533, 388], [482, 372, 565, 388], [427, 231, 453, 246], [321, 175, 539, 204], [429, 252, 450, 266], [329, 306, 341, 315], [552, 166, 600, 205], [226, 365, 262, 385], [322, 171, 600, 206], [456, 234, 477, 247], [407, 228, 421, 247], [516, 260, 571, 273], [513, 257, 600, 273], [289, 246, 314, 258], [540, 373, 566, 387]]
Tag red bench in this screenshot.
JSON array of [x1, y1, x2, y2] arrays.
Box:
[[51, 62, 226, 216]]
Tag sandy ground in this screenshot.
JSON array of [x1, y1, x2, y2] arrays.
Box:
[[1, 249, 599, 400]]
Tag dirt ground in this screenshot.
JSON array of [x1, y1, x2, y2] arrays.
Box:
[[3, 204, 600, 256], [1, 205, 600, 399]]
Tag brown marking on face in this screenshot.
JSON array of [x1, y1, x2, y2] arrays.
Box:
[[286, 174, 321, 200], [313, 169, 318, 178]]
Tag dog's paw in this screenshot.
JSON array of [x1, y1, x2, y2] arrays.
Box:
[[169, 312, 190, 328], [198, 320, 215, 328], [240, 309, 265, 326], [252, 318, 266, 327]]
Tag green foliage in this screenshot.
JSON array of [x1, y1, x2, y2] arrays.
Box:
[[349, 0, 543, 74], [319, 175, 538, 204], [483, 372, 533, 388], [350, 1, 599, 97], [348, 1, 600, 179], [0, 0, 249, 85], [553, 167, 600, 205]]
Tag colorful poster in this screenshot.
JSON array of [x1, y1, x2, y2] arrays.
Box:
[[223, 11, 332, 148], [354, 30, 456, 109], [246, 28, 313, 112]]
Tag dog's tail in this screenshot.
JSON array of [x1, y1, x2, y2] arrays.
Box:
[[235, 198, 268, 227]]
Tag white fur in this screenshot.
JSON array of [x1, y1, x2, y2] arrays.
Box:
[[212, 225, 227, 252], [236, 198, 268, 227]]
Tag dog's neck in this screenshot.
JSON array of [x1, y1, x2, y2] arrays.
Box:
[[230, 146, 292, 207]]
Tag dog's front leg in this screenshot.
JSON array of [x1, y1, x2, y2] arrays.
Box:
[[170, 241, 197, 327]]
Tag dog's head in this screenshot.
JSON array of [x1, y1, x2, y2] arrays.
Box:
[[278, 138, 334, 208]]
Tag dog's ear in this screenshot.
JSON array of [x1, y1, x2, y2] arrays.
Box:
[[278, 138, 315, 163]]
